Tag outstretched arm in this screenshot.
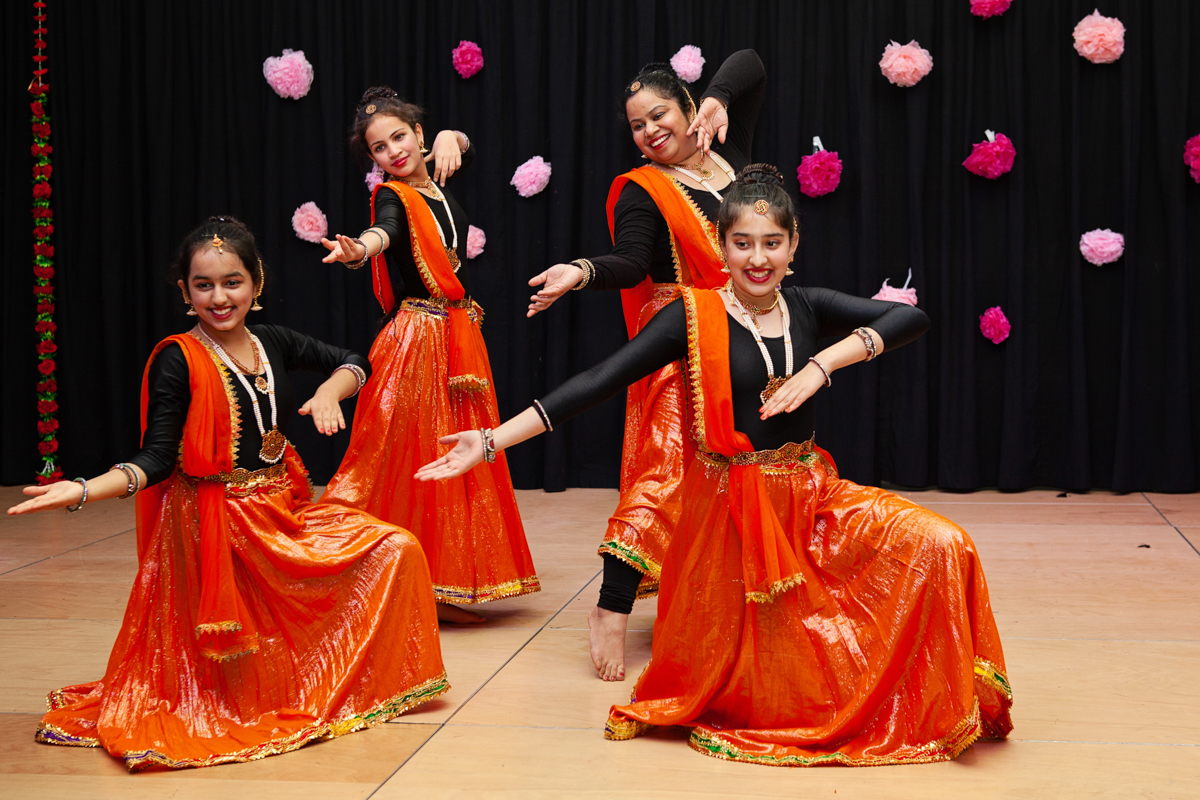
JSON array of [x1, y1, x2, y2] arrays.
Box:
[[8, 464, 149, 516]]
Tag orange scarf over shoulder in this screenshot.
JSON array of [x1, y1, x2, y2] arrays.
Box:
[[138, 334, 260, 660], [606, 166, 726, 337], [680, 287, 804, 603], [370, 181, 489, 386]]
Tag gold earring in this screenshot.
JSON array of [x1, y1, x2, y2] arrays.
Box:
[[721, 263, 731, 274], [419, 140, 429, 155], [251, 263, 264, 311], [182, 290, 198, 315], [785, 269, 795, 276]]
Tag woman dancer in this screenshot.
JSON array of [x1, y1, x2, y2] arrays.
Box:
[[8, 217, 447, 770], [321, 88, 538, 623], [527, 50, 766, 680], [418, 166, 1013, 766]]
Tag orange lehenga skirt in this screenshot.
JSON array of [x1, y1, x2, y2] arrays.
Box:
[[606, 443, 1013, 766], [599, 284, 692, 599], [323, 297, 539, 603], [36, 449, 448, 771]]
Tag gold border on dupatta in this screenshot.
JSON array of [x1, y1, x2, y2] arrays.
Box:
[[188, 331, 245, 465], [679, 287, 709, 451], [432, 575, 541, 605], [387, 182, 447, 298]]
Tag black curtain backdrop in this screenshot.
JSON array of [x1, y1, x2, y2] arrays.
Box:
[[4, 1, 1200, 492]]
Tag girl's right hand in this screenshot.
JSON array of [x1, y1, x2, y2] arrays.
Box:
[[527, 263, 586, 317], [321, 234, 367, 264], [6, 480, 83, 515], [414, 432, 486, 481]]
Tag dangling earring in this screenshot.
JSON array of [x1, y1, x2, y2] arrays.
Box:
[[182, 290, 198, 316], [419, 140, 429, 155], [251, 262, 264, 311], [720, 253, 730, 274], [786, 254, 794, 276]]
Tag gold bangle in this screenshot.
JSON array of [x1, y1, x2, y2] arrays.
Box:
[[569, 259, 594, 291]]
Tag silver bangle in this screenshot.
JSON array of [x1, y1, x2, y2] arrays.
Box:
[[853, 327, 878, 361], [808, 356, 832, 387], [454, 130, 470, 153], [360, 229, 385, 257], [532, 399, 553, 432], [111, 463, 138, 499], [66, 477, 88, 512], [335, 363, 368, 396]]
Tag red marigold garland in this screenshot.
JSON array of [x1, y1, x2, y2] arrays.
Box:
[[30, 1, 61, 484]]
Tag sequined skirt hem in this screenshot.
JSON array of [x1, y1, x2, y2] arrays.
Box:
[[433, 575, 541, 604]]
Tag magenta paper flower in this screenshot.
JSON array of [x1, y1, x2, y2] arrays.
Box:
[[511, 156, 552, 197], [880, 40, 933, 87], [365, 164, 386, 192], [979, 306, 1011, 344], [467, 225, 486, 259], [1079, 228, 1124, 265], [963, 131, 1016, 179], [970, 0, 1012, 19], [1073, 9, 1125, 64], [452, 40, 484, 79], [671, 45, 705, 83], [1183, 133, 1200, 183], [292, 202, 328, 243], [872, 278, 919, 306], [797, 150, 843, 198], [263, 49, 314, 100]]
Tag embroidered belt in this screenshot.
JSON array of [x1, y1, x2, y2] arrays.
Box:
[[400, 296, 483, 325], [185, 463, 292, 497], [696, 438, 817, 472]]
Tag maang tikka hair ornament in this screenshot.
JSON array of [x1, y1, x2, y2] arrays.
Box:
[[210, 234, 224, 253], [753, 199, 770, 215]]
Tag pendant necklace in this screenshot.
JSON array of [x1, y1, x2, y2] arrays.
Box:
[[670, 151, 737, 202], [222, 341, 270, 395], [726, 287, 793, 404], [201, 329, 287, 464], [405, 178, 460, 272]]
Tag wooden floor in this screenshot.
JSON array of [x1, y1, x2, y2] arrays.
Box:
[[1, 484, 1198, 798]]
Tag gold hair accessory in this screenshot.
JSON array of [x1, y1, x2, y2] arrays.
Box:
[[364, 103, 377, 114], [630, 80, 641, 92], [251, 259, 264, 311], [182, 289, 198, 316], [210, 234, 224, 253], [753, 199, 769, 215]]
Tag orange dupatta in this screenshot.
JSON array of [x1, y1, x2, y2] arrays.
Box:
[[680, 287, 804, 603], [138, 334, 260, 660], [370, 181, 489, 388], [606, 167, 726, 338]]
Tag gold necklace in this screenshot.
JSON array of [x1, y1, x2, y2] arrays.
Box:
[[404, 178, 461, 272], [673, 152, 714, 180], [724, 288, 793, 404], [731, 286, 780, 316], [220, 335, 270, 394]]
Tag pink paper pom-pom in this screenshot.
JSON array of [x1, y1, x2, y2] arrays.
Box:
[[796, 150, 843, 198], [970, 0, 1012, 18], [291, 202, 328, 244], [979, 306, 1011, 344], [1079, 228, 1125, 265], [1183, 133, 1200, 183], [963, 132, 1016, 179], [511, 156, 552, 197], [670, 45, 705, 83], [365, 164, 385, 192], [452, 40, 484, 79], [263, 49, 314, 100], [1073, 9, 1125, 64], [879, 40, 933, 88], [872, 279, 919, 306], [466, 225, 486, 259]]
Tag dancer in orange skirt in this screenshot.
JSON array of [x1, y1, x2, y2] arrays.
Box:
[[417, 165, 1013, 765], [526, 50, 765, 679], [321, 88, 538, 623], [7, 217, 447, 770]]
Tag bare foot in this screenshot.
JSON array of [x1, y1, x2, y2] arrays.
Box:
[[588, 605, 629, 681], [437, 603, 486, 624]]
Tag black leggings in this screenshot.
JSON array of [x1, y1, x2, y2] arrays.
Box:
[[597, 553, 643, 615]]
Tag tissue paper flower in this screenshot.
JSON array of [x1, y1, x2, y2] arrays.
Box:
[[963, 132, 1016, 179], [452, 40, 484, 79], [880, 40, 933, 87], [263, 49, 314, 99], [366, 164, 386, 192], [1073, 9, 1125, 64], [1079, 228, 1124, 265], [1183, 133, 1200, 183], [292, 202, 328, 243], [796, 150, 843, 197], [979, 306, 1011, 344], [467, 225, 486, 259], [511, 156, 552, 197], [872, 278, 919, 306], [970, 0, 1012, 19], [671, 45, 705, 83]]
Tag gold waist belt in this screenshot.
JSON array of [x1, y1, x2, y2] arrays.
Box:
[[696, 438, 816, 471], [186, 463, 291, 496], [400, 296, 481, 323]]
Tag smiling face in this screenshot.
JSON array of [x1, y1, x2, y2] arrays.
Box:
[[625, 89, 697, 165], [365, 115, 426, 180], [721, 209, 799, 301], [179, 246, 257, 335]]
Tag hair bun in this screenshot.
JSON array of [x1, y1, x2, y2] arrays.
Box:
[[358, 85, 400, 108], [736, 163, 785, 188], [639, 60, 675, 76]]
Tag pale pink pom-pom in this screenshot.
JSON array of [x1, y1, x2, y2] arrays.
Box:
[[796, 150, 843, 198], [291, 202, 328, 244], [1073, 9, 1125, 64], [1183, 133, 1200, 183], [872, 279, 919, 306], [263, 49, 314, 100], [1079, 228, 1125, 265], [670, 45, 705, 83], [511, 156, 552, 197], [879, 40, 933, 87], [970, 0, 1012, 18], [963, 132, 1016, 179], [452, 40, 484, 79], [466, 225, 486, 259], [979, 306, 1011, 344], [365, 164, 385, 192]]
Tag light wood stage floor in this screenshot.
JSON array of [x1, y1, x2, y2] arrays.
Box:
[[2, 485, 1198, 798]]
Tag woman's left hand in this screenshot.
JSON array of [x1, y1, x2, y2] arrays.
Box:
[[686, 97, 729, 155], [415, 431, 485, 481], [6, 480, 84, 515], [760, 364, 828, 419], [299, 389, 346, 436], [427, 130, 464, 186]]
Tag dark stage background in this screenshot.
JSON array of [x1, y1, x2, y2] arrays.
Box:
[[4, 0, 1200, 492]]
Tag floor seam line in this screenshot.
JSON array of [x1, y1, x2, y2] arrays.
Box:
[[0, 526, 136, 578], [1142, 492, 1200, 558]]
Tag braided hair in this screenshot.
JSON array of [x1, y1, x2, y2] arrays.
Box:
[[173, 215, 266, 289], [716, 163, 798, 241], [621, 61, 696, 120], [349, 86, 425, 167]]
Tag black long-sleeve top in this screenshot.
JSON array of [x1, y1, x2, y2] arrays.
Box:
[[128, 325, 372, 486], [589, 49, 767, 289], [538, 289, 930, 452], [370, 143, 476, 309]]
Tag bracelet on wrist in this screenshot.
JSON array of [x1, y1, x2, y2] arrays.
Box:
[[808, 356, 832, 388], [66, 477, 89, 512], [454, 130, 470, 153], [479, 428, 497, 463], [569, 259, 595, 291], [334, 364, 368, 396], [111, 463, 139, 499], [532, 399, 553, 432]]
